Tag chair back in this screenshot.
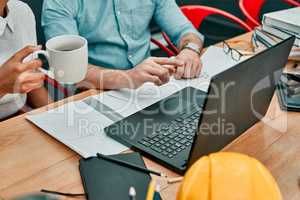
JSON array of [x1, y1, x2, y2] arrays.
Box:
[[180, 5, 252, 31], [239, 0, 299, 29], [283, 0, 300, 6]]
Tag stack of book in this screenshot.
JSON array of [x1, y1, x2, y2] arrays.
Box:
[[277, 70, 300, 112], [261, 7, 300, 60]]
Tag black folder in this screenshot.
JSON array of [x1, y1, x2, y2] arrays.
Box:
[[79, 152, 155, 200]]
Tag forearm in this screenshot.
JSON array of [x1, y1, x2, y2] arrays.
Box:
[[178, 33, 204, 51], [27, 87, 53, 108], [76, 64, 132, 90]]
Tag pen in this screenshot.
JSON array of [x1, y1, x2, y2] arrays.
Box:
[[96, 153, 163, 177], [129, 186, 136, 200]]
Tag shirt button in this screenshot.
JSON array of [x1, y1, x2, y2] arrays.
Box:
[[128, 54, 133, 59], [117, 11, 121, 15]]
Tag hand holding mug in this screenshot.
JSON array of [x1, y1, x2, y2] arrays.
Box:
[[0, 46, 45, 96], [32, 35, 88, 84]]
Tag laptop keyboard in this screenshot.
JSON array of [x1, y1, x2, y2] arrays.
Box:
[[138, 108, 201, 159]]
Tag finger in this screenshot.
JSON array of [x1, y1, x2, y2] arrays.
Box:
[[175, 64, 185, 79], [151, 57, 184, 67], [23, 59, 43, 71], [18, 72, 45, 84], [144, 74, 162, 86], [191, 60, 199, 78], [20, 82, 44, 93], [183, 61, 193, 79], [163, 65, 176, 75], [195, 60, 203, 77], [13, 45, 42, 61], [146, 63, 170, 84]]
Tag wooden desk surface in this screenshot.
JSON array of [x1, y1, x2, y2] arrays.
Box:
[[1, 33, 299, 200]]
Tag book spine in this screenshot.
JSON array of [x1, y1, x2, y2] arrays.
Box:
[[262, 24, 300, 47]]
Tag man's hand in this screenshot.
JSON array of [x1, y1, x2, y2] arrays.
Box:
[[0, 46, 45, 96], [175, 49, 203, 79], [125, 57, 184, 89]]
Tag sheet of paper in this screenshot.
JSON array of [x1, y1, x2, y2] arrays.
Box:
[[26, 46, 248, 158], [26, 101, 128, 158], [96, 46, 247, 117]]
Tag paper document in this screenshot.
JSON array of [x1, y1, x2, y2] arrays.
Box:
[[26, 101, 128, 158], [26, 46, 247, 158], [95, 46, 247, 117]]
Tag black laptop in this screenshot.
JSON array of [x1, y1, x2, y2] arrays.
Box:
[[105, 37, 295, 174]]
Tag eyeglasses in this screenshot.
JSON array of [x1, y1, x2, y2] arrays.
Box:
[[223, 41, 244, 61]]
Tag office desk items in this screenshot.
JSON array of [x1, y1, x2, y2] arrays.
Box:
[[262, 7, 300, 47], [2, 32, 300, 200], [96, 153, 163, 177], [40, 189, 85, 197], [145, 180, 155, 200], [129, 187, 136, 200], [277, 74, 300, 112], [176, 152, 282, 200], [79, 152, 161, 200], [26, 99, 128, 158], [105, 37, 295, 174], [253, 28, 278, 48], [98, 46, 249, 119]]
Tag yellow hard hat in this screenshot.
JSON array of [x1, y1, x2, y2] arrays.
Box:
[[177, 152, 282, 200]]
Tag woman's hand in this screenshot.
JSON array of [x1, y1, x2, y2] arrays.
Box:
[[0, 46, 45, 96]]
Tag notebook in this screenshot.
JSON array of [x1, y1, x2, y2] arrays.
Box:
[[79, 152, 160, 200], [263, 7, 300, 34]]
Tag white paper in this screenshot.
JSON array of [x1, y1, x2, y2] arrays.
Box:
[[26, 46, 247, 158], [96, 46, 247, 117], [26, 101, 128, 158]]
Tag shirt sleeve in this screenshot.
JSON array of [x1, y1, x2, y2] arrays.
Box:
[[153, 0, 204, 47], [42, 0, 80, 40], [22, 3, 37, 45]]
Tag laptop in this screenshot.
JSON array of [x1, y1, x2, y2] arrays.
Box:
[[105, 37, 295, 174]]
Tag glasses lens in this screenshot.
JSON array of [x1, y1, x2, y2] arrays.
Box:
[[223, 42, 230, 54], [231, 49, 242, 61]]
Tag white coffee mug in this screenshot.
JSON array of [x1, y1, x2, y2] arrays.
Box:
[[34, 35, 88, 84]]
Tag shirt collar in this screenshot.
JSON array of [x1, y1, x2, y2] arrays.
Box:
[[0, 4, 14, 36]]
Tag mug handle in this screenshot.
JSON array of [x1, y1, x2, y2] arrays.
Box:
[[32, 50, 54, 79]]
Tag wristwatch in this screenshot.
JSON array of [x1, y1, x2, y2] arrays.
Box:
[[183, 42, 201, 56]]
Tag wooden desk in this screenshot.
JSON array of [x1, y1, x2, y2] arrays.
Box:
[[0, 33, 299, 200]]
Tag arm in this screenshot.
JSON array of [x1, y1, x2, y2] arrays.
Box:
[[27, 87, 53, 108], [43, 0, 184, 90], [77, 57, 184, 90], [153, 0, 204, 79]]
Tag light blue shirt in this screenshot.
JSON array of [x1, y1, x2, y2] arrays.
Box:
[[42, 0, 204, 70]]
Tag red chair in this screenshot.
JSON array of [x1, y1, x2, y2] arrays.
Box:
[[239, 0, 300, 29], [151, 5, 252, 56], [46, 76, 69, 97], [284, 0, 300, 7]]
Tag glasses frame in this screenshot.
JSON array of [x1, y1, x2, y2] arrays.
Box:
[[222, 41, 244, 61]]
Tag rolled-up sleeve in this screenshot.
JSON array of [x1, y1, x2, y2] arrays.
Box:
[[42, 0, 80, 40], [153, 0, 204, 46]]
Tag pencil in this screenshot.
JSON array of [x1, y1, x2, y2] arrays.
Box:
[[146, 180, 156, 200], [96, 153, 162, 176]]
